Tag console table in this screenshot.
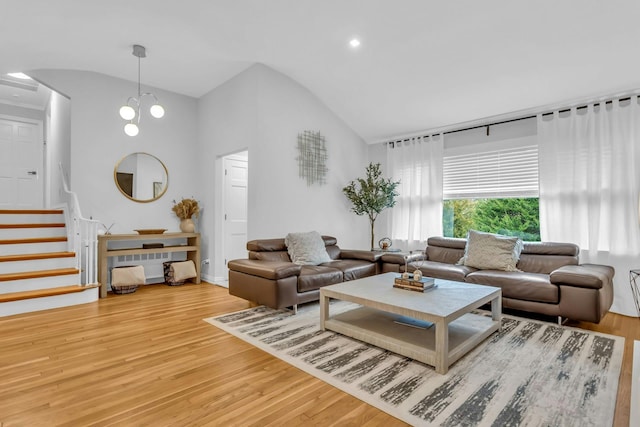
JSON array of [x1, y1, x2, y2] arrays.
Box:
[[97, 232, 201, 298]]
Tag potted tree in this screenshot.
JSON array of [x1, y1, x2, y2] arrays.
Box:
[[343, 162, 400, 250]]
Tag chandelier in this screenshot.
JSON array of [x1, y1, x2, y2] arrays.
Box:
[[119, 45, 165, 136]]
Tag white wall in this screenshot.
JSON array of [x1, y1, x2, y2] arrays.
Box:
[[198, 64, 370, 280], [28, 70, 199, 233]]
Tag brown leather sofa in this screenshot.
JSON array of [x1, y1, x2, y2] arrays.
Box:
[[228, 236, 381, 312], [381, 236, 614, 324]]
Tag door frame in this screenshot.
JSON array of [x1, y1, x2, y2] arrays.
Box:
[[215, 149, 249, 282], [0, 114, 45, 208]]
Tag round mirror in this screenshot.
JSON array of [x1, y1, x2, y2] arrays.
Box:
[[114, 152, 168, 203]]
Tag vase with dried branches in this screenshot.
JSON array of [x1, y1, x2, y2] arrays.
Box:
[[172, 198, 200, 232]]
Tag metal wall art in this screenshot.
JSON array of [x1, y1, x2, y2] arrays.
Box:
[[296, 130, 328, 185]]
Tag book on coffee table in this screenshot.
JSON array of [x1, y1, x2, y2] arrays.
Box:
[[393, 276, 436, 292]]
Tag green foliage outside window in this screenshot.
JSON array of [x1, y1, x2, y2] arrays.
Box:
[[443, 198, 540, 241]]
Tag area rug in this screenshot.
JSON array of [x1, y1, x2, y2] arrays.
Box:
[[205, 302, 623, 426]]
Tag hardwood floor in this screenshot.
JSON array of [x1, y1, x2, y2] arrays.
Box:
[[0, 282, 636, 426]]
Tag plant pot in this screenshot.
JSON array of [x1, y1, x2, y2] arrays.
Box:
[[180, 218, 195, 233]]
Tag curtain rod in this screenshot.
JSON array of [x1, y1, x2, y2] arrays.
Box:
[[381, 91, 640, 145]]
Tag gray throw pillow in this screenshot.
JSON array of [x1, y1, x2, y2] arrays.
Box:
[[285, 231, 332, 265], [458, 230, 523, 271]]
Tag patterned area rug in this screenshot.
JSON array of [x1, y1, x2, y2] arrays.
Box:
[[205, 302, 623, 426]]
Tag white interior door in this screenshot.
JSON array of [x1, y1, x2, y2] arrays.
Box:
[[0, 118, 43, 209], [223, 153, 248, 279]]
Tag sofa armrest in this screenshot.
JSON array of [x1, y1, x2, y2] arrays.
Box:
[[227, 259, 301, 280], [550, 264, 614, 289], [380, 252, 423, 265], [340, 249, 383, 262]]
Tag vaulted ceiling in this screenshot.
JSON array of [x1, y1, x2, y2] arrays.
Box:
[[3, 1, 640, 142]]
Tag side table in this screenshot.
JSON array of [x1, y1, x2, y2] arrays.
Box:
[[629, 269, 640, 317]]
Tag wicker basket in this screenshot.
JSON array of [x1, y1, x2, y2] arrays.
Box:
[[111, 265, 144, 294], [111, 284, 139, 294], [163, 261, 186, 286]]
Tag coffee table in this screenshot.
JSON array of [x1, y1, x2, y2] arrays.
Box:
[[319, 272, 501, 374]]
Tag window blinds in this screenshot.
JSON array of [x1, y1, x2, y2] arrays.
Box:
[[442, 145, 539, 199]]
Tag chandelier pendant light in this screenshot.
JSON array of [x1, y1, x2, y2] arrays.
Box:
[[119, 44, 165, 136]]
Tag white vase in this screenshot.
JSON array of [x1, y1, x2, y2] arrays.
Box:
[[180, 218, 195, 233]]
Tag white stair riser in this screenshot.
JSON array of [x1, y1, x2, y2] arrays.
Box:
[[0, 228, 67, 239], [0, 213, 65, 224], [0, 274, 80, 294], [0, 287, 99, 317], [0, 241, 69, 255], [0, 257, 77, 274]]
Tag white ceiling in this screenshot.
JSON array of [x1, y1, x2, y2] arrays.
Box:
[[3, 0, 640, 142]]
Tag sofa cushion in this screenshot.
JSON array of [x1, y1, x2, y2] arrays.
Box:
[[517, 254, 578, 274], [459, 230, 523, 271], [285, 231, 332, 265], [550, 264, 613, 289], [297, 265, 343, 292], [465, 270, 559, 303], [410, 260, 477, 282], [321, 259, 377, 281], [253, 251, 292, 262], [426, 237, 467, 264], [227, 259, 301, 280]]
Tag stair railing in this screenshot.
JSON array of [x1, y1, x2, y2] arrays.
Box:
[[58, 163, 101, 285]]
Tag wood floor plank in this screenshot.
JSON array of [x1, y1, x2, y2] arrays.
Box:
[[0, 282, 634, 426]]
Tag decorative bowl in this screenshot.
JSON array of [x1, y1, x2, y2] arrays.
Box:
[[134, 228, 167, 235]]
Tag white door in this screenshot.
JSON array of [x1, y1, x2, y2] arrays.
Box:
[[223, 153, 248, 279], [0, 118, 43, 209]]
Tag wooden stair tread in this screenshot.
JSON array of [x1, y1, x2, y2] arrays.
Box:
[[0, 237, 67, 245], [0, 223, 66, 229], [0, 252, 76, 262], [0, 284, 99, 303], [0, 268, 80, 282], [0, 209, 64, 215]]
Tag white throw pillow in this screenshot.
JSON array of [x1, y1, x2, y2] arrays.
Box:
[[285, 231, 332, 266], [458, 230, 523, 271]]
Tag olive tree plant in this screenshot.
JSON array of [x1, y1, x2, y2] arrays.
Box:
[[342, 162, 400, 250]]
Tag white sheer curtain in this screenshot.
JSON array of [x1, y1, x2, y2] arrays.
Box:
[[386, 134, 444, 250], [538, 97, 640, 316]]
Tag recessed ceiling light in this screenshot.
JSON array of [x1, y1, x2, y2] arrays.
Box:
[[7, 72, 32, 80], [349, 38, 361, 48]]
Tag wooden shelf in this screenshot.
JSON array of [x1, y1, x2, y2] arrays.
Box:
[[104, 245, 199, 257], [98, 232, 201, 298]]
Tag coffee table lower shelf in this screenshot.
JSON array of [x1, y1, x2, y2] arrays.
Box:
[[323, 306, 500, 373]]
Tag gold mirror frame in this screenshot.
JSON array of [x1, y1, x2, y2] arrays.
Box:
[[114, 152, 169, 203]]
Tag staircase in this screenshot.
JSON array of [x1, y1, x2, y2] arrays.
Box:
[[0, 209, 99, 317]]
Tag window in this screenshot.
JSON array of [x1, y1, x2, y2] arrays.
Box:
[[443, 198, 540, 240], [442, 133, 540, 241]]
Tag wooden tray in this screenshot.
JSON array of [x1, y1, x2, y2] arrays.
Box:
[[134, 228, 167, 235]]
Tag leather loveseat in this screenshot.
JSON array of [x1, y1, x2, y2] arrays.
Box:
[[228, 236, 380, 312], [380, 236, 614, 324]]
